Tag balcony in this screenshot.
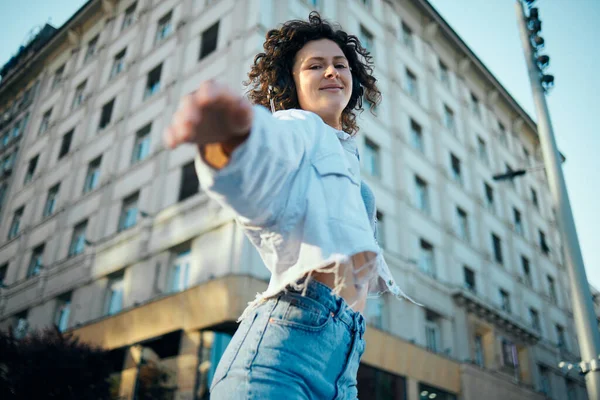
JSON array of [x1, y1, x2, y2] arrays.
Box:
[[452, 287, 541, 345]]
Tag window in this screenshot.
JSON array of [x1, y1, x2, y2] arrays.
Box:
[[405, 69, 418, 100], [122, 2, 136, 31], [58, 129, 74, 159], [363, 138, 380, 177], [68, 220, 87, 257], [199, 21, 220, 60], [539, 229, 550, 255], [0, 263, 7, 287], [1, 131, 9, 147], [499, 289, 511, 313], [39, 108, 52, 135], [104, 273, 125, 316], [155, 11, 173, 44], [167, 248, 192, 293], [72, 81, 87, 109], [450, 153, 462, 185], [110, 48, 126, 79], [529, 308, 541, 331], [24, 154, 39, 184], [359, 0, 372, 9], [456, 207, 469, 242], [439, 61, 450, 87], [463, 266, 476, 293], [0, 183, 7, 212], [375, 210, 385, 248], [13, 311, 29, 340], [357, 363, 407, 400], [443, 105, 455, 134], [484, 182, 495, 213], [118, 192, 139, 232], [2, 152, 16, 175], [179, 161, 199, 201], [410, 119, 424, 153], [144, 64, 162, 99], [501, 338, 517, 368], [401, 22, 414, 51], [566, 380, 577, 400], [547, 275, 558, 304], [531, 187, 539, 209], [523, 146, 531, 166], [477, 137, 488, 164], [470, 93, 481, 118], [492, 233, 503, 265], [84, 35, 99, 62], [131, 124, 151, 164], [474, 334, 484, 367], [98, 98, 115, 130], [54, 293, 71, 332], [425, 309, 441, 353], [43, 183, 60, 217], [513, 207, 523, 235], [521, 256, 532, 287], [51, 65, 65, 89], [27, 243, 45, 278], [414, 176, 429, 214], [539, 365, 551, 396], [11, 117, 24, 138], [498, 122, 508, 146], [359, 25, 374, 54], [419, 239, 435, 278], [83, 156, 102, 193], [8, 206, 24, 240]]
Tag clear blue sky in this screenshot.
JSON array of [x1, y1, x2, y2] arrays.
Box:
[[1, 0, 598, 289]]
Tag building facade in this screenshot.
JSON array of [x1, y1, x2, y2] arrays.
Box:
[[0, 0, 596, 399]]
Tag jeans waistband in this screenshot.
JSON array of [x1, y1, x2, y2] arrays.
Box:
[[286, 277, 365, 335]]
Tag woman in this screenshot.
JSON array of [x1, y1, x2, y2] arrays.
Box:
[[164, 12, 406, 399]]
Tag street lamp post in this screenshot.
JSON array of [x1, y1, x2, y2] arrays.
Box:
[[514, 1, 600, 398]]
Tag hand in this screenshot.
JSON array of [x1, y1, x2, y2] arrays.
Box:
[[163, 80, 253, 150]]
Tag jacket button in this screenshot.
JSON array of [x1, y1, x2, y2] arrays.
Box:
[[388, 279, 394, 286]]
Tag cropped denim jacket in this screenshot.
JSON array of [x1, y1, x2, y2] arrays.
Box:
[[195, 105, 406, 321]]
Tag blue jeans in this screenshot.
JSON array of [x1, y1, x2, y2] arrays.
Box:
[[210, 279, 366, 399]]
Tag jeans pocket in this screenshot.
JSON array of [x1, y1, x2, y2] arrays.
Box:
[[210, 312, 258, 391], [269, 293, 332, 332]]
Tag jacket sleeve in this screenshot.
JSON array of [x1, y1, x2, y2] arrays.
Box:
[[194, 105, 320, 227]]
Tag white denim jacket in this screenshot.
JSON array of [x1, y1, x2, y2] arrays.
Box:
[[195, 105, 406, 321]]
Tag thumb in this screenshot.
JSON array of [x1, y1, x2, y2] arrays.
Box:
[[228, 97, 253, 136]]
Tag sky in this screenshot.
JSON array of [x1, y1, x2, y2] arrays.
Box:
[[1, 0, 598, 289]]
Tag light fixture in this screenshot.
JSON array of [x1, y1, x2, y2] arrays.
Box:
[[493, 169, 527, 181], [531, 35, 545, 49], [529, 7, 539, 20], [541, 74, 555, 91], [537, 55, 550, 69], [528, 19, 542, 35]]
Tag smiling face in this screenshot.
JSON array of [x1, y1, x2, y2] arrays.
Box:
[[292, 39, 353, 130]]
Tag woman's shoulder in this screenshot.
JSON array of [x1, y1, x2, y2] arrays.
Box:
[[272, 108, 324, 124]]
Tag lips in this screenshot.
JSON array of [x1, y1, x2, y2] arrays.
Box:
[[320, 86, 343, 91]]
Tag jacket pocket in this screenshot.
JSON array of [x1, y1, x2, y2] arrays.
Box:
[[312, 153, 359, 186], [311, 153, 364, 226]]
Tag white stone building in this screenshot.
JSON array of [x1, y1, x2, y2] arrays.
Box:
[[0, 0, 595, 399]]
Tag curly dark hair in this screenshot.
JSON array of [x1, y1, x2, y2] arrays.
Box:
[[244, 11, 381, 136]]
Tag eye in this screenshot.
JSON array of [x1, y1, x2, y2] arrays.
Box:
[[336, 64, 348, 69], [309, 65, 322, 70]]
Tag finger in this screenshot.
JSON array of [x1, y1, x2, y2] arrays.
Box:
[[228, 97, 253, 134]]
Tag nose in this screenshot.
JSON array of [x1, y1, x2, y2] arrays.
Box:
[[324, 64, 339, 79]]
